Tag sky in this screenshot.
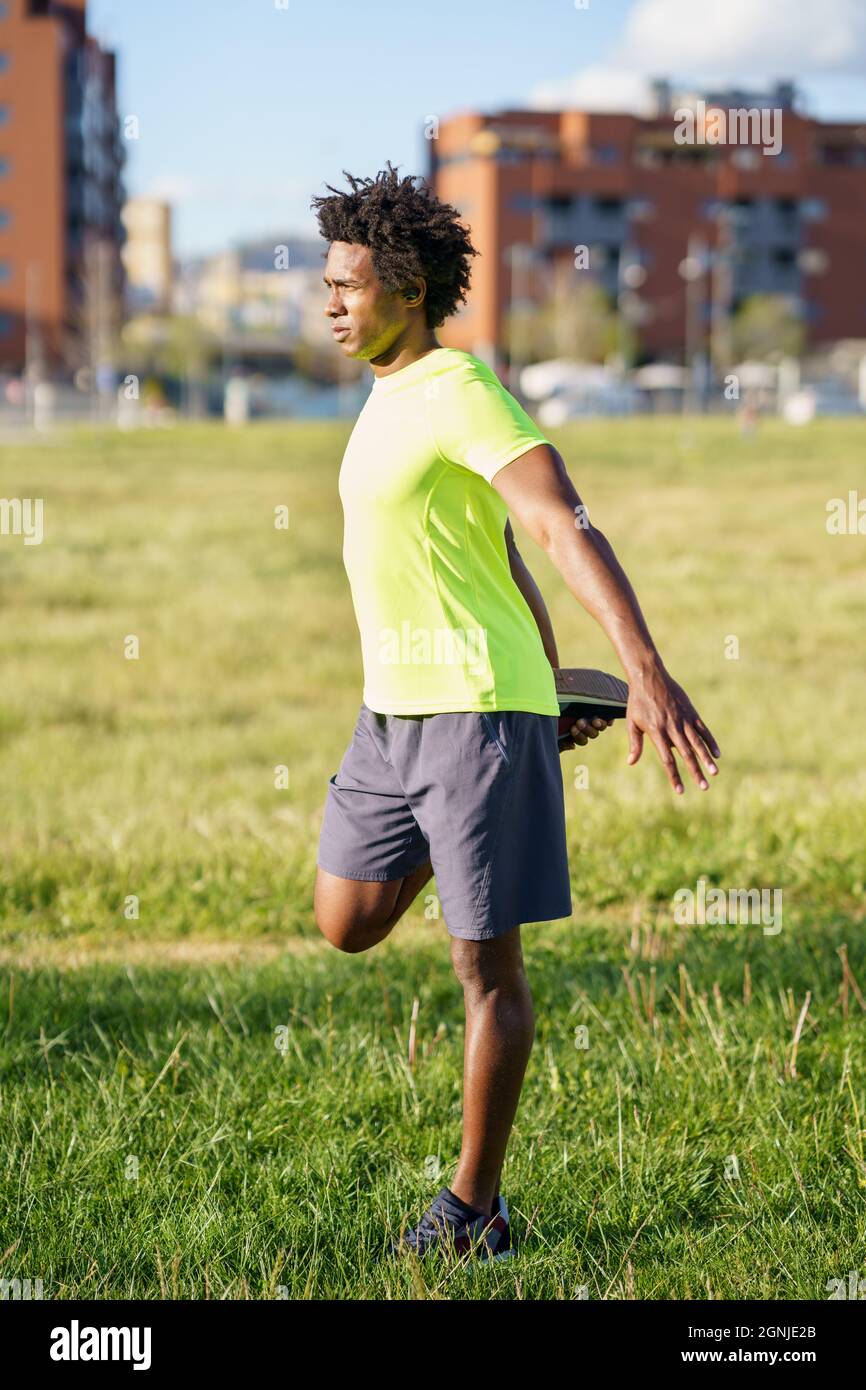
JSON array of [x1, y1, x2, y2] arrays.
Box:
[[89, 0, 866, 260]]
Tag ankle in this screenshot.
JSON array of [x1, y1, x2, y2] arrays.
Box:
[[449, 1179, 496, 1216]]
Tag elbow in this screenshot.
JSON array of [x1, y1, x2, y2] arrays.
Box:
[[543, 511, 602, 558]]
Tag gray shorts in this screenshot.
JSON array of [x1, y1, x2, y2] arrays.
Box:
[[316, 702, 572, 941]]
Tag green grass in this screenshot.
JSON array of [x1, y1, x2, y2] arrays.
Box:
[[1, 417, 865, 1298]]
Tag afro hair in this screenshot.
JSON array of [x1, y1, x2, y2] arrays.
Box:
[[310, 161, 479, 329]]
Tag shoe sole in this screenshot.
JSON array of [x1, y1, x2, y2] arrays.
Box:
[[465, 1246, 517, 1269], [555, 666, 629, 749], [391, 1239, 516, 1263]]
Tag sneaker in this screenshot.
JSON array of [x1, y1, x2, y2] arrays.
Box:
[[391, 1186, 513, 1261], [554, 666, 628, 751]]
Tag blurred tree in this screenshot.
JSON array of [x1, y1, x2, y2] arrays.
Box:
[[730, 294, 805, 363], [504, 273, 619, 365], [292, 336, 364, 386], [123, 314, 202, 372], [122, 315, 220, 417]]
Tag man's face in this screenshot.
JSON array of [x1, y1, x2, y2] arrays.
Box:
[[323, 241, 413, 362]]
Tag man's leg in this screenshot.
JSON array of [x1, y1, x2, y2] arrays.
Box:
[[314, 859, 434, 953], [448, 926, 535, 1215]]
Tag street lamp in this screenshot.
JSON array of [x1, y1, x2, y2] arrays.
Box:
[[506, 242, 535, 396], [678, 236, 708, 414], [617, 246, 648, 371]]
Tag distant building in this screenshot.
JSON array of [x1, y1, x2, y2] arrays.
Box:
[[0, 0, 126, 374], [430, 84, 866, 366], [122, 199, 172, 314], [175, 235, 332, 352]]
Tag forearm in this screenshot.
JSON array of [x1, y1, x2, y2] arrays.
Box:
[[492, 446, 720, 791], [543, 513, 663, 682], [507, 544, 559, 667]]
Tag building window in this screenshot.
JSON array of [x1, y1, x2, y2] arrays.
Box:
[[820, 144, 866, 167], [799, 198, 826, 222], [729, 198, 755, 228], [627, 198, 655, 223], [434, 152, 471, 170]]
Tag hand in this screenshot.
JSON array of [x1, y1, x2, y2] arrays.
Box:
[[626, 664, 720, 795], [558, 714, 612, 750]]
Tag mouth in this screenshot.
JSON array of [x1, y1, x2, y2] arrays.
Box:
[[332, 325, 351, 340]]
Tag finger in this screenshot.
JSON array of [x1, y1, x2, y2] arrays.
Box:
[[650, 730, 684, 794], [684, 722, 718, 776], [693, 717, 721, 762], [573, 719, 599, 740], [627, 720, 643, 765], [590, 718, 608, 730], [574, 731, 588, 745], [669, 725, 708, 790]]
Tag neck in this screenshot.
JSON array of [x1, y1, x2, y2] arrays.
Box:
[[370, 331, 441, 378]]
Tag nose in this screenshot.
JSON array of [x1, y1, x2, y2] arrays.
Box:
[[325, 290, 344, 319]]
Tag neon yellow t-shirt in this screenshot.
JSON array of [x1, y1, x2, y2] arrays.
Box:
[[337, 346, 560, 716]]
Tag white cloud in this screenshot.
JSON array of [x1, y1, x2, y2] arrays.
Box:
[[615, 0, 866, 77], [529, 66, 658, 116], [527, 0, 866, 120]]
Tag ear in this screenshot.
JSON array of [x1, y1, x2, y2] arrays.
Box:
[[402, 279, 426, 304]]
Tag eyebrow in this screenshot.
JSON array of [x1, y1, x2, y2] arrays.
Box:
[[323, 275, 360, 287]]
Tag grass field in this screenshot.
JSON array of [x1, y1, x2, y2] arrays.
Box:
[[1, 417, 865, 1299]]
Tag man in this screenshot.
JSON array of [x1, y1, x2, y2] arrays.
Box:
[[311, 164, 720, 1262]]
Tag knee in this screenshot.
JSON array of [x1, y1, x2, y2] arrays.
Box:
[[450, 935, 529, 998], [313, 891, 393, 955], [319, 920, 389, 953]]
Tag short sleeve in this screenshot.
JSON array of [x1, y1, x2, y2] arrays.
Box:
[[427, 360, 551, 484]]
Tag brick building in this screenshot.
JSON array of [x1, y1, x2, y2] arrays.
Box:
[[429, 84, 866, 369], [0, 0, 125, 375]]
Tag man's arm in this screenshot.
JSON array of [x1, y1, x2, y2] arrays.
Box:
[[492, 443, 721, 795], [506, 518, 611, 750], [504, 518, 559, 667]]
